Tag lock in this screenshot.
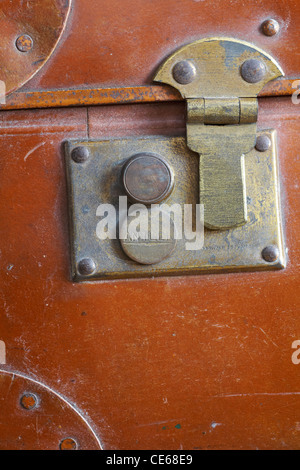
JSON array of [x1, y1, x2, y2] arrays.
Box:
[[122, 153, 174, 205], [154, 37, 283, 230], [65, 38, 286, 281]]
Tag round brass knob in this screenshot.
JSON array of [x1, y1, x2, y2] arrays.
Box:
[[122, 153, 174, 205]]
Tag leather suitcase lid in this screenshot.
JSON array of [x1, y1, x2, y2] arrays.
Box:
[[1, 0, 299, 108]]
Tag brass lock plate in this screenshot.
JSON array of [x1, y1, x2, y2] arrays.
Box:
[[65, 132, 285, 281]]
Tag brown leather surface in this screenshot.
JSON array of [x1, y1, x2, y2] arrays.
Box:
[[0, 370, 101, 450], [23, 0, 300, 92], [0, 0, 71, 95], [0, 97, 299, 449]]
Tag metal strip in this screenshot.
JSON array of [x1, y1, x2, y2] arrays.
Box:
[[0, 79, 296, 111]]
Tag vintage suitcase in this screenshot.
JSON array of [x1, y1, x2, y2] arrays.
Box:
[[0, 0, 300, 450]]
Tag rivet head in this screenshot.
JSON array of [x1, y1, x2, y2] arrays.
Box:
[[16, 35, 33, 53], [262, 245, 280, 263], [241, 59, 266, 84], [77, 258, 96, 276], [122, 153, 174, 205], [20, 393, 38, 410], [71, 146, 90, 164], [60, 438, 78, 451], [172, 60, 197, 85], [262, 19, 280, 36], [256, 135, 272, 152]]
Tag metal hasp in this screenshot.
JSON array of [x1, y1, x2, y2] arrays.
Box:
[[154, 38, 284, 230]]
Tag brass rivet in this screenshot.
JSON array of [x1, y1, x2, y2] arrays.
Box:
[[60, 438, 78, 450], [77, 258, 96, 276], [262, 245, 280, 263], [241, 59, 266, 83], [122, 153, 174, 205], [71, 146, 90, 163], [16, 35, 33, 53], [172, 60, 197, 85], [20, 393, 38, 410], [256, 135, 272, 152], [262, 19, 280, 37]]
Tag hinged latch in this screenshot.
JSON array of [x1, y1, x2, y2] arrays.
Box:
[[65, 37, 286, 281], [154, 38, 284, 230]]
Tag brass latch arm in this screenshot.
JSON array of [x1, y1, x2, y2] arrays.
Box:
[[154, 38, 284, 230], [186, 97, 258, 229]]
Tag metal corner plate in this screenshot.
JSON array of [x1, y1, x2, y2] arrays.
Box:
[[65, 130, 285, 281]]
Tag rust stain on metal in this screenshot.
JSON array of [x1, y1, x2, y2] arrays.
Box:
[[60, 438, 78, 450], [20, 393, 38, 410], [261, 19, 280, 37], [0, 79, 295, 111], [16, 35, 34, 53]]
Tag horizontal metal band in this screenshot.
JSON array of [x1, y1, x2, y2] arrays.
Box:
[[0, 79, 296, 111]]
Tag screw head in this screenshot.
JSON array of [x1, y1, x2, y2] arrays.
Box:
[[262, 19, 280, 37], [60, 438, 78, 451], [16, 35, 33, 53], [172, 60, 197, 85], [71, 146, 90, 164], [20, 393, 38, 410], [77, 258, 96, 276], [262, 245, 280, 263], [256, 135, 272, 152], [241, 59, 266, 84]]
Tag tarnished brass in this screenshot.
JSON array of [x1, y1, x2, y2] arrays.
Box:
[[120, 210, 177, 265], [65, 131, 285, 281], [187, 98, 258, 230], [154, 38, 283, 98], [154, 38, 284, 230], [122, 153, 174, 205]]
